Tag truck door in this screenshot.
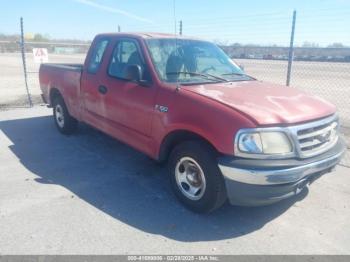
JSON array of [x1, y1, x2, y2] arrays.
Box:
[[81, 37, 157, 154], [81, 37, 111, 127], [101, 38, 156, 137]]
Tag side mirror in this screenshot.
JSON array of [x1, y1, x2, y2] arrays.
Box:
[[239, 64, 245, 71], [124, 64, 142, 82]]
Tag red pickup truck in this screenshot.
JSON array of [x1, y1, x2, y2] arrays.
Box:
[[40, 33, 345, 213]]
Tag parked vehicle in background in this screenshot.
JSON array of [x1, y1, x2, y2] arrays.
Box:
[[40, 33, 346, 213]]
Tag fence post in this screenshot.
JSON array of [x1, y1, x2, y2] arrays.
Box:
[[20, 17, 33, 107], [286, 10, 296, 86], [118, 25, 121, 32]]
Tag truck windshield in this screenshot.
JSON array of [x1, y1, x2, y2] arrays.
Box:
[[145, 38, 253, 84]]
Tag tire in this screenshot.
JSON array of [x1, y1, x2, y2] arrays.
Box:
[[52, 95, 78, 135], [168, 141, 227, 213]]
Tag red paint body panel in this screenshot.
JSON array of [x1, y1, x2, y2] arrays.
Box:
[[39, 33, 337, 159], [181, 81, 336, 125], [39, 64, 82, 120]]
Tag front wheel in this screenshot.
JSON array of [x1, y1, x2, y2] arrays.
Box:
[[52, 96, 78, 135], [168, 141, 227, 213]]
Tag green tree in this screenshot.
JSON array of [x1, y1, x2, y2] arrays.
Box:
[[33, 33, 49, 42], [328, 42, 344, 48]]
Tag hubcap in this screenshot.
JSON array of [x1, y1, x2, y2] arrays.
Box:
[[175, 157, 206, 201], [55, 104, 65, 128]]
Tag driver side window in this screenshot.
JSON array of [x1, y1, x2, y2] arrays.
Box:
[[108, 40, 150, 81]]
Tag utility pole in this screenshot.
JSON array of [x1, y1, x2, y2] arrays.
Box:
[[20, 17, 33, 107], [179, 20, 182, 35], [286, 10, 296, 86], [118, 25, 121, 32]]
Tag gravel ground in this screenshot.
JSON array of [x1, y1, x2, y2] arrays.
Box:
[[0, 107, 349, 254]]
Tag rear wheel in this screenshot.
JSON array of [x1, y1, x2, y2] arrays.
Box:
[[52, 95, 77, 135], [168, 141, 227, 213]]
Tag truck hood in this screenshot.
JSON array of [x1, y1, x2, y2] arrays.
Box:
[[182, 81, 336, 125]]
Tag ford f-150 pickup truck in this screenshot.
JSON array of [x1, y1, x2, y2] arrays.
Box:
[[40, 33, 346, 213]]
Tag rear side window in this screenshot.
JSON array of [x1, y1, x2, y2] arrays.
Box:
[[87, 39, 109, 74]]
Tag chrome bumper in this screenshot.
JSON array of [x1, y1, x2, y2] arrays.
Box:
[[218, 138, 346, 186]]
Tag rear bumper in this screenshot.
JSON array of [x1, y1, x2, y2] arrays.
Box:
[[218, 138, 346, 206]]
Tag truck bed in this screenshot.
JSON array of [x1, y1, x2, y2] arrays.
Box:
[[40, 63, 84, 72], [39, 63, 83, 119]]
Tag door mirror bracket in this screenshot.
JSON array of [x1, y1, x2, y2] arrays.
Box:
[[124, 64, 151, 87], [125, 64, 142, 82]]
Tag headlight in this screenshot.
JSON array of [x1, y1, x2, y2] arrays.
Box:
[[237, 131, 293, 156], [238, 133, 263, 154]]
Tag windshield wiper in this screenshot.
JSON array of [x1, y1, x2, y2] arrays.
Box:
[[221, 72, 256, 80], [166, 71, 228, 82]]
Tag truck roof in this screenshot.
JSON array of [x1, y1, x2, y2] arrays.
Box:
[[95, 32, 201, 40]]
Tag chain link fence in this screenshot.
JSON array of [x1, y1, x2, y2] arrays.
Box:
[[0, 41, 88, 108], [2, 42, 349, 127], [222, 46, 350, 128]]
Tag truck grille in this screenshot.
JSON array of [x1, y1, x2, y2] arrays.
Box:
[[295, 116, 338, 158]]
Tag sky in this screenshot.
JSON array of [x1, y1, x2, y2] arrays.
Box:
[[1, 0, 350, 46]]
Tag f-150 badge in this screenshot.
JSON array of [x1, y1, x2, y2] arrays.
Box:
[[155, 104, 168, 113]]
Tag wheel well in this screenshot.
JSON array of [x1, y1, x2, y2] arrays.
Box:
[[49, 88, 61, 106], [158, 130, 218, 163]]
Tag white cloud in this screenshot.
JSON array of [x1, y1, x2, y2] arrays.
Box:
[[73, 0, 154, 24]]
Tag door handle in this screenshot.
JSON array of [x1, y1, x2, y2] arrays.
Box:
[[98, 85, 108, 94]]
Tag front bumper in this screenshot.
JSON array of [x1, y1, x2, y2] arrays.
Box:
[[218, 138, 346, 206]]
